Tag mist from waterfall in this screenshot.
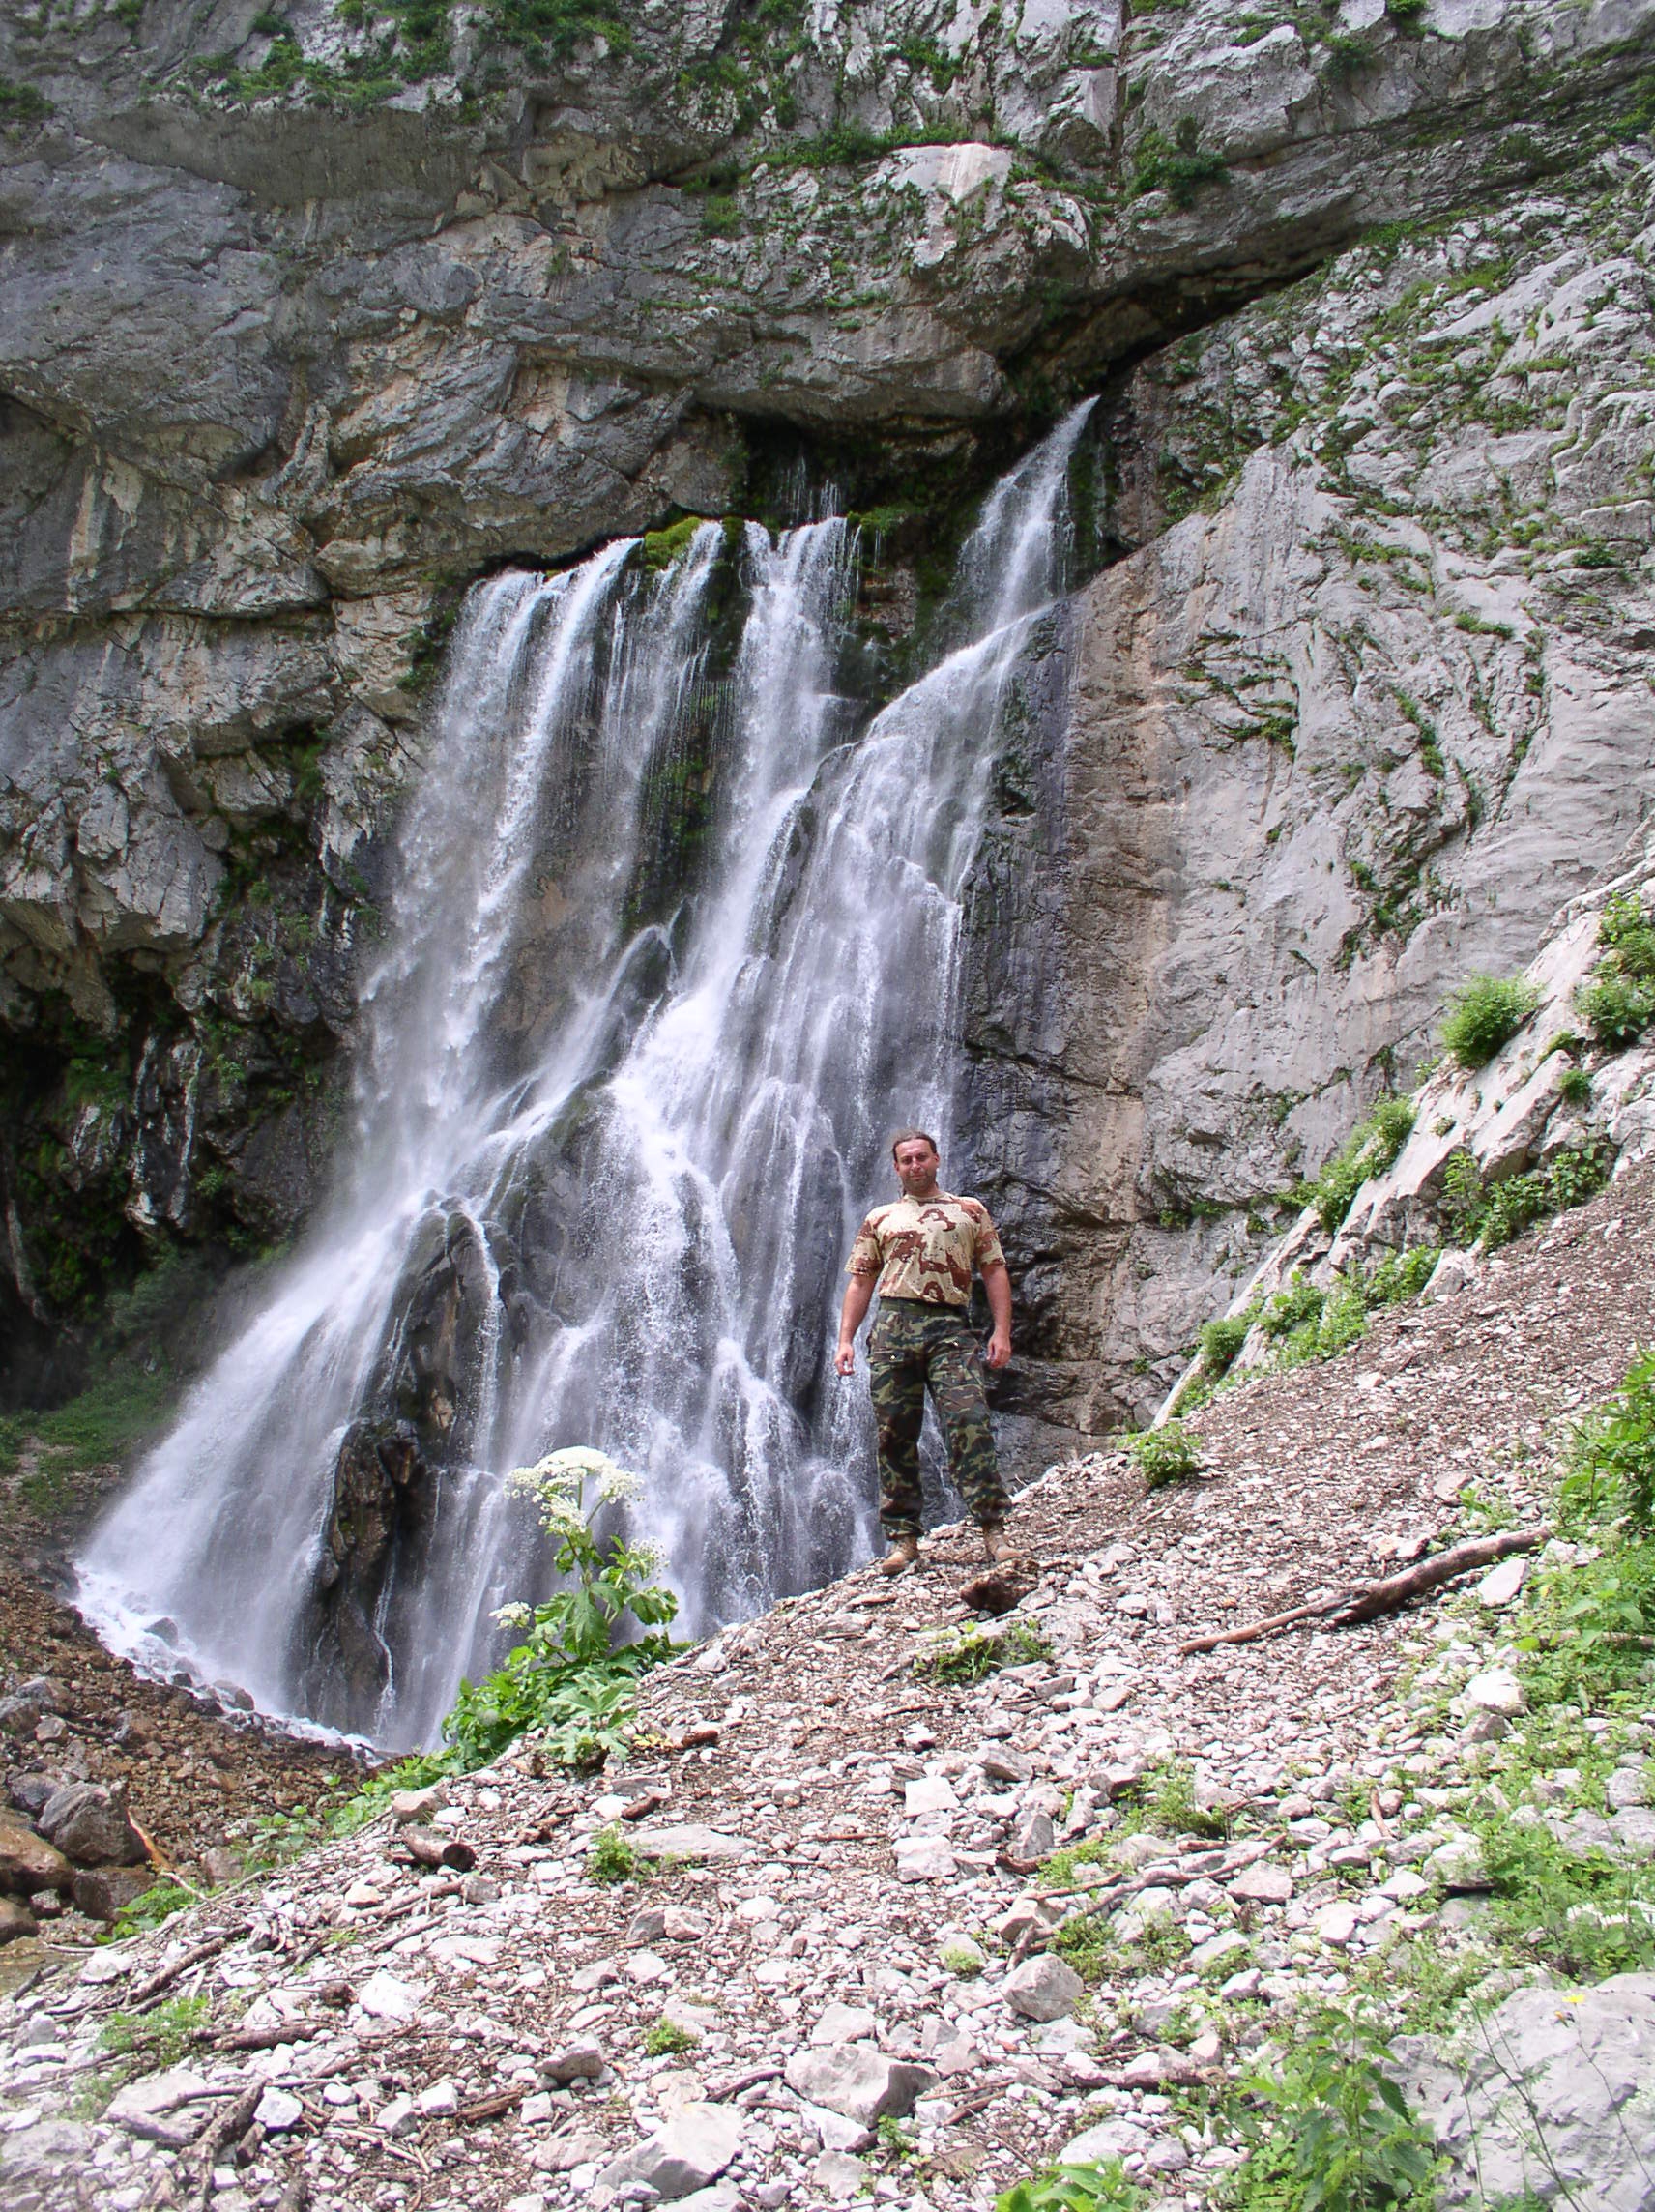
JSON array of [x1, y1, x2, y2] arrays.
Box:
[[78, 404, 1093, 1747]]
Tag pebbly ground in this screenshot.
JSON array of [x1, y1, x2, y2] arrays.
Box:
[[2, 1163, 1654, 2212]]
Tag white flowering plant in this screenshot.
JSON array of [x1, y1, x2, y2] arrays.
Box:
[[443, 1446, 679, 1770]]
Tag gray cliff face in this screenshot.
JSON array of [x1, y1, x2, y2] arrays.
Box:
[[969, 158, 1655, 1439], [2, 0, 1654, 1419]]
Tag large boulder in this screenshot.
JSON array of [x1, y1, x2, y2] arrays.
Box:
[[1397, 1973, 1655, 2209], [38, 1784, 147, 1868], [0, 1811, 73, 1895]]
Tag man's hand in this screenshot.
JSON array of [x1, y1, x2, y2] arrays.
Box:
[[982, 1261, 1012, 1371], [837, 1274, 876, 1375]]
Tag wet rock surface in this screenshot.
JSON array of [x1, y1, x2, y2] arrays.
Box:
[[4, 1162, 1653, 2208]]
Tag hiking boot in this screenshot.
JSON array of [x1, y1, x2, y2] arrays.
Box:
[[981, 1522, 1017, 1564], [880, 1534, 920, 1577]]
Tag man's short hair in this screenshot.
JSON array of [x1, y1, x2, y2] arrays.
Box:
[[890, 1128, 940, 1162]]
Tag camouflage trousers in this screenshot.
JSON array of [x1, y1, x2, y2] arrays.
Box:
[[868, 1297, 1008, 1537]]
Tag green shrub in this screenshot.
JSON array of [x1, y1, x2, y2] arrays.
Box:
[[1579, 973, 1655, 1046], [1129, 1420, 1205, 1487], [110, 1879, 196, 1941], [1365, 1245, 1440, 1306], [1229, 2018, 1435, 2212], [1439, 973, 1540, 1068], [1200, 1308, 1258, 1380], [1440, 1145, 1608, 1249], [1578, 898, 1655, 1045], [642, 2015, 699, 2055], [1295, 1098, 1418, 1233], [442, 1447, 678, 1771], [101, 1996, 209, 2069], [997, 2162, 1147, 2212], [1558, 1062, 1594, 1108], [588, 1824, 643, 1884], [1145, 1758, 1227, 1838], [1385, 0, 1429, 23], [918, 1620, 1052, 1682], [1261, 1272, 1324, 1340], [1131, 117, 1229, 207]]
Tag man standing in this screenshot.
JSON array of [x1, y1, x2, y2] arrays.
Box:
[[836, 1130, 1016, 1575]]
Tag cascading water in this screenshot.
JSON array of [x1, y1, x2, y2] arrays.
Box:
[[78, 403, 1094, 1746]]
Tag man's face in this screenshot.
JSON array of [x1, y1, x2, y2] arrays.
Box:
[[894, 1140, 941, 1196]]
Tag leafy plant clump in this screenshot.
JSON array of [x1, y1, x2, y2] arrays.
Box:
[[1227, 2015, 1435, 2212], [997, 2161, 1148, 2212], [643, 2014, 699, 2055], [1129, 1419, 1205, 1487], [1451, 1353, 1655, 1976], [1130, 118, 1230, 207], [1439, 1143, 1609, 1250], [110, 1879, 198, 1941], [442, 1447, 679, 1771], [1294, 1098, 1418, 1233], [1439, 972, 1540, 1068], [918, 1619, 1053, 1683], [588, 1823, 644, 1884], [1577, 890, 1655, 1047]]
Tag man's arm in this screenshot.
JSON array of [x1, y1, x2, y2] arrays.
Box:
[[981, 1261, 1012, 1369], [836, 1275, 877, 1375]]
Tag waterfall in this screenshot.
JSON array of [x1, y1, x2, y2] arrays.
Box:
[[77, 403, 1093, 1747]]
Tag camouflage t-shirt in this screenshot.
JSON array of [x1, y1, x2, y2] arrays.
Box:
[[845, 1191, 1006, 1308]]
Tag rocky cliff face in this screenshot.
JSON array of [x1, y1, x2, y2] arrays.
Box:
[[969, 146, 1655, 1443], [3, 0, 1654, 1413]]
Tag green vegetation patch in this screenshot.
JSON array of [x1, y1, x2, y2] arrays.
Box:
[[1438, 971, 1540, 1068], [1293, 1096, 1417, 1233], [1578, 890, 1655, 1047], [1128, 1418, 1205, 1488], [1440, 1142, 1609, 1250], [1130, 119, 1230, 209], [917, 1619, 1053, 1683]]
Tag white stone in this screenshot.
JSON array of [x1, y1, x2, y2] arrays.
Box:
[[785, 2048, 935, 2126], [810, 2002, 879, 2046], [356, 1969, 424, 2021], [1399, 1969, 1655, 2205], [904, 1776, 958, 1819], [377, 2095, 416, 2137], [253, 2087, 304, 2133], [1464, 1668, 1525, 1717], [1061, 2118, 1150, 2164], [1002, 1953, 1084, 2022], [893, 1836, 956, 1881], [1228, 1863, 1293, 1905], [629, 1824, 755, 1862], [600, 2104, 747, 2200], [1477, 1557, 1528, 1609], [1427, 1835, 1491, 1889], [799, 2101, 875, 2153], [1314, 1902, 1361, 1948], [813, 2150, 868, 2200], [415, 2078, 459, 2117]]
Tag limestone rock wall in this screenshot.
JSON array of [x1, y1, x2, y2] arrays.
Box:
[[968, 155, 1655, 1441]]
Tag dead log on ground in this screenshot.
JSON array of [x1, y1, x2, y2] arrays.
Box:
[[1176, 1527, 1549, 1656]]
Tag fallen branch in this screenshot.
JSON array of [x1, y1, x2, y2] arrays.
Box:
[[397, 1830, 477, 1873], [453, 2085, 524, 2126], [1176, 1527, 1549, 1656], [127, 1924, 250, 2010], [214, 2019, 327, 2052], [708, 2064, 783, 2102]]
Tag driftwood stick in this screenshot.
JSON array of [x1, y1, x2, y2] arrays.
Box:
[[127, 1924, 250, 2009], [1177, 1527, 1549, 1656]]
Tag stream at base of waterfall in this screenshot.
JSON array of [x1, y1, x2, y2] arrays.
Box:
[[75, 406, 1094, 1748]]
